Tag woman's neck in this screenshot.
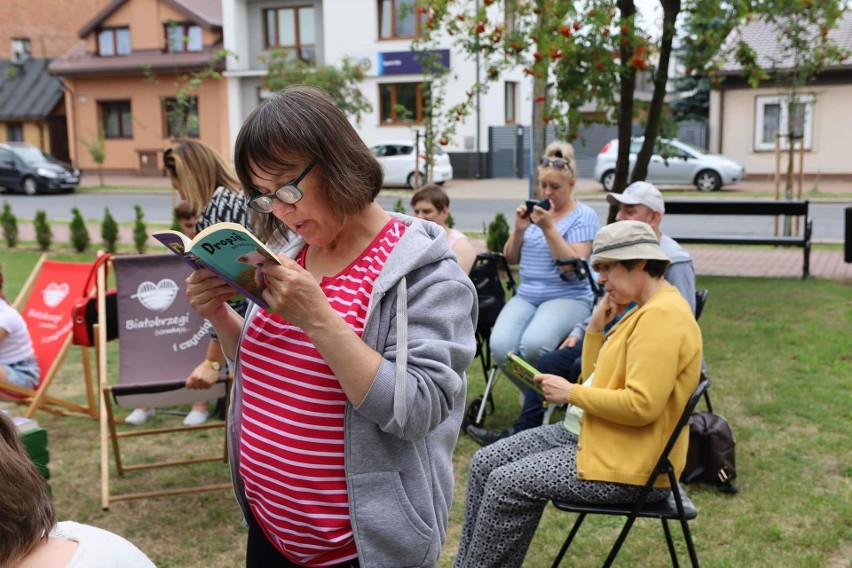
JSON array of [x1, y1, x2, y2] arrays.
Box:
[[13, 537, 78, 568], [637, 277, 669, 306], [304, 203, 390, 278]]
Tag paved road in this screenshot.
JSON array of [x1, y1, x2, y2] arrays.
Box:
[[2, 189, 847, 242]]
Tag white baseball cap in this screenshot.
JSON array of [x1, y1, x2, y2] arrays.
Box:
[[606, 181, 665, 213]]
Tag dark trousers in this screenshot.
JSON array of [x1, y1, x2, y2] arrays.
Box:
[[512, 342, 583, 432], [246, 512, 360, 568]]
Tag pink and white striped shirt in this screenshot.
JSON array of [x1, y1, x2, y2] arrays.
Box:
[[238, 219, 404, 566]]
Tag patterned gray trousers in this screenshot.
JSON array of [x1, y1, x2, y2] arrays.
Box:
[[453, 423, 669, 567]]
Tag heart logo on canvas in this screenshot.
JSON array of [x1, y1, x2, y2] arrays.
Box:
[[42, 282, 70, 308], [131, 279, 179, 312]]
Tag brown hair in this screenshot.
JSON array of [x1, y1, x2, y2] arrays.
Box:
[[539, 140, 577, 183], [0, 413, 56, 565], [234, 86, 384, 242], [410, 183, 450, 211], [164, 140, 242, 215], [620, 258, 669, 278], [174, 201, 196, 221]]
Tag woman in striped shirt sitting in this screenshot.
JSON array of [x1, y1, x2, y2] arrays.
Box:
[[185, 86, 477, 568]]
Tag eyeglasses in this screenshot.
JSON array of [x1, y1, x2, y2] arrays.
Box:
[[247, 161, 316, 213], [540, 156, 573, 173]]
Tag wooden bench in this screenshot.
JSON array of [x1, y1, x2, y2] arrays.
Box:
[[663, 200, 813, 278]]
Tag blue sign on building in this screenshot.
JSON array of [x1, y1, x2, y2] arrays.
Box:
[[378, 49, 450, 76]]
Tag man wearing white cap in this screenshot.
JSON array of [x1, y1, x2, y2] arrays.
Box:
[[468, 181, 697, 447]]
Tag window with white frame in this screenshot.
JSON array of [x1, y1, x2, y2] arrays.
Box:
[[504, 81, 517, 124], [754, 94, 814, 151]]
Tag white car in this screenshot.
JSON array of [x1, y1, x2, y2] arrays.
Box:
[[370, 141, 453, 189], [593, 137, 746, 192]]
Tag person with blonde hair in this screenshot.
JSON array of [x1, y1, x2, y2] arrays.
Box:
[[471, 141, 598, 442], [125, 140, 248, 426], [0, 413, 155, 566], [0, 264, 40, 398]]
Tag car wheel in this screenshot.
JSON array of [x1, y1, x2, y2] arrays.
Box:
[[22, 177, 39, 196], [695, 170, 721, 192], [601, 170, 615, 192], [406, 172, 425, 189]]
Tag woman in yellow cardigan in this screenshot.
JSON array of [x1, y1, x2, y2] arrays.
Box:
[[454, 220, 703, 568]]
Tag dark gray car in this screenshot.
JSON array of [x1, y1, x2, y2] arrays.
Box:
[[0, 142, 80, 195]]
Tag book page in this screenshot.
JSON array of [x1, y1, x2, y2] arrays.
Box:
[[151, 231, 205, 270]]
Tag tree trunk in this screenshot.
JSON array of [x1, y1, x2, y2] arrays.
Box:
[[632, 0, 681, 184], [611, 0, 638, 222]]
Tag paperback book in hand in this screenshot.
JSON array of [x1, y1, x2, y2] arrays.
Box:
[[506, 352, 544, 394], [152, 222, 280, 309]]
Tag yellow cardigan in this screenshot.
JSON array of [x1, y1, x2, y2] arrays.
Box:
[[570, 286, 702, 488]]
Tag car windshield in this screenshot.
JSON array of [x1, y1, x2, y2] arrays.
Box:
[[12, 146, 53, 164]]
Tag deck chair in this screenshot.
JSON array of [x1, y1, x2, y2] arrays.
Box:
[[0, 254, 100, 419], [96, 254, 230, 509], [549, 379, 709, 568]]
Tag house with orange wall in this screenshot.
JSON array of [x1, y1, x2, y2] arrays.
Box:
[[49, 0, 229, 175]]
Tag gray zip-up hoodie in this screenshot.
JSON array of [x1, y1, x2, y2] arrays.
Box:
[[227, 214, 478, 567]]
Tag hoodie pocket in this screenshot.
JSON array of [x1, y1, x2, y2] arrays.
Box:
[[349, 470, 433, 567]]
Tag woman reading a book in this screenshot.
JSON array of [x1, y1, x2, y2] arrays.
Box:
[[453, 221, 703, 567], [0, 264, 40, 398], [184, 85, 477, 568], [125, 142, 248, 427]]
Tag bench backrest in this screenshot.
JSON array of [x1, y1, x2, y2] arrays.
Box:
[[665, 200, 809, 216]]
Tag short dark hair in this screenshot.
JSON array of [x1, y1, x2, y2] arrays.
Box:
[[410, 183, 449, 211], [0, 413, 56, 566], [620, 258, 669, 277], [174, 201, 196, 220], [234, 86, 384, 242]]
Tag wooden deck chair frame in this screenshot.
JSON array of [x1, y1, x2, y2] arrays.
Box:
[[1, 254, 99, 419], [95, 254, 230, 509]]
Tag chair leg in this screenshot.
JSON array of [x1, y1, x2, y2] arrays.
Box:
[[551, 513, 586, 568], [680, 517, 700, 568], [603, 516, 638, 568], [661, 519, 680, 568], [475, 365, 501, 425]]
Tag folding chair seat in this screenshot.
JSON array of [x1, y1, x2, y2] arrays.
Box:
[[549, 379, 709, 568], [95, 254, 230, 509], [0, 254, 100, 419]]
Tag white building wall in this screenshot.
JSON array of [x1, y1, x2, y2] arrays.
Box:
[[222, 0, 532, 171]]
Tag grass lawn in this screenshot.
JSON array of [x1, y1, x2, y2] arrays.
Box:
[[1, 249, 850, 567]]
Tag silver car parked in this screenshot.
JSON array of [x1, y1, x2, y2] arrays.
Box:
[[593, 137, 745, 192]]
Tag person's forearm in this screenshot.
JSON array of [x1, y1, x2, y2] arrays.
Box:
[[503, 229, 524, 264], [208, 306, 245, 361], [542, 225, 591, 260], [302, 306, 381, 406], [205, 339, 225, 366]]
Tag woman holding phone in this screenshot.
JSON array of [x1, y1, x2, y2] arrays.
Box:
[[484, 141, 598, 408]]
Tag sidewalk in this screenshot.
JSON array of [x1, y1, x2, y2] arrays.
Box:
[[13, 221, 852, 282]]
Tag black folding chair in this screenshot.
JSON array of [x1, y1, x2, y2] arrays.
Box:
[[463, 252, 516, 430], [550, 379, 709, 568], [694, 289, 709, 321]]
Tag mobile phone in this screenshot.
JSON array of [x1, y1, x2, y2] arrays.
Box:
[[525, 199, 551, 218], [506, 352, 543, 393]]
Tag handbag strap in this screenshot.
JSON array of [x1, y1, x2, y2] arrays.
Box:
[[82, 253, 113, 296]]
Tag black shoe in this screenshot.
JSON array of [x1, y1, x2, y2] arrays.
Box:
[[466, 425, 514, 447]]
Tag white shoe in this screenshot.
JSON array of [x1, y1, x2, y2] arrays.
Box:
[[125, 408, 155, 425], [183, 409, 209, 426]]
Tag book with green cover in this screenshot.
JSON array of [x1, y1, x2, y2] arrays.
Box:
[[151, 222, 281, 309], [506, 352, 543, 394]]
